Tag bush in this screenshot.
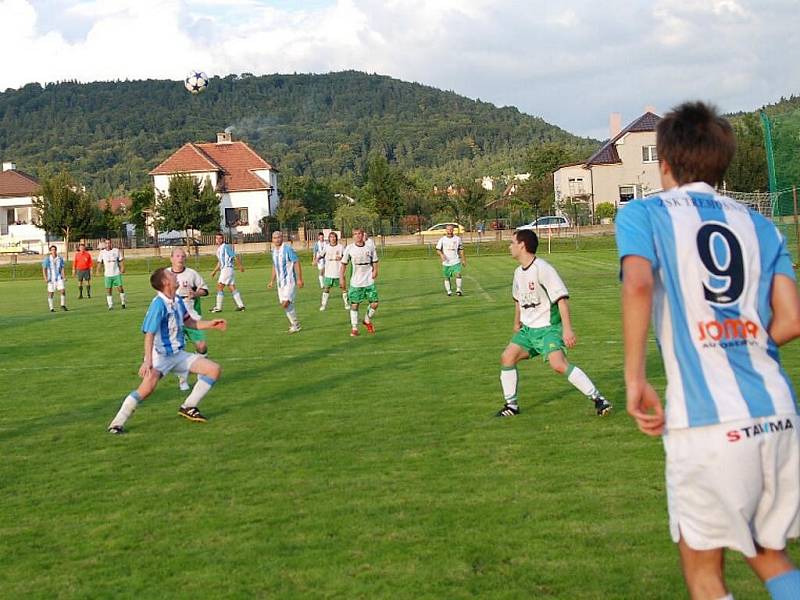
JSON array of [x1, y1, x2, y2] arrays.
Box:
[[595, 202, 616, 222]]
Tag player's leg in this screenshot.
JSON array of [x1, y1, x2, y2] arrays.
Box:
[[279, 286, 300, 332], [547, 346, 611, 415], [497, 342, 529, 416], [108, 369, 160, 432], [118, 284, 126, 308], [86, 275, 91, 298], [317, 262, 325, 288], [180, 357, 222, 421], [455, 264, 463, 295], [59, 282, 67, 311], [321, 283, 331, 310], [178, 330, 208, 390], [746, 546, 800, 599], [229, 283, 245, 310], [443, 265, 452, 296], [77, 275, 83, 299], [349, 301, 361, 336], [105, 276, 114, 309], [677, 540, 729, 600], [363, 301, 378, 334], [212, 281, 225, 312], [47, 283, 54, 311]]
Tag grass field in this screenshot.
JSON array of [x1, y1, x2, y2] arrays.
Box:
[[1, 241, 798, 598]]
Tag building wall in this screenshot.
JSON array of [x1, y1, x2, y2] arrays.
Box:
[[0, 195, 44, 239], [152, 171, 219, 199], [591, 131, 661, 206], [220, 190, 272, 234], [553, 166, 592, 207]]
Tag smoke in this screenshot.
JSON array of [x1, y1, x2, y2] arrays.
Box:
[[224, 125, 234, 134]]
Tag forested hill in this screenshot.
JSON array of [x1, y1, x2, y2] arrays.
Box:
[[0, 71, 597, 196]]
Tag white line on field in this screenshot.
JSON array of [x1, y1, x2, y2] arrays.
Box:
[[463, 274, 493, 302]]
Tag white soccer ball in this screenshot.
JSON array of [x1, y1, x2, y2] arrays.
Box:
[[184, 71, 209, 94]]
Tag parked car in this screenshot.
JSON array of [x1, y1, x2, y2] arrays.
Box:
[[420, 223, 466, 236], [517, 215, 571, 231], [159, 236, 201, 247]]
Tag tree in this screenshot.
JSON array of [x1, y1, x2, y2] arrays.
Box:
[[33, 172, 96, 260], [366, 155, 402, 218], [275, 197, 308, 227], [158, 175, 220, 246], [454, 181, 487, 229], [129, 186, 156, 231]]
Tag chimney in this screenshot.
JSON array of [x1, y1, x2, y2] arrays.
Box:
[[609, 113, 622, 139], [217, 132, 232, 144], [2, 161, 16, 172], [644, 105, 657, 115]]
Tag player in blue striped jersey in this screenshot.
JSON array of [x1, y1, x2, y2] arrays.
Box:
[[42, 245, 68, 312], [312, 232, 326, 289], [107, 267, 227, 434], [268, 230, 304, 333], [210, 232, 245, 312], [617, 101, 800, 600]]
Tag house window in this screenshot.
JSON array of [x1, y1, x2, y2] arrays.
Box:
[[568, 177, 585, 195], [642, 145, 658, 163], [619, 186, 636, 203], [224, 207, 249, 227]]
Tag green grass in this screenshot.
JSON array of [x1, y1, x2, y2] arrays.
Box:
[[0, 246, 797, 598]]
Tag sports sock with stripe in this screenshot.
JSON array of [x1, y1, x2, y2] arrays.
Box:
[[109, 391, 141, 428], [350, 309, 359, 328], [566, 364, 597, 397], [233, 291, 244, 308], [215, 292, 223, 310], [182, 376, 216, 409], [500, 366, 518, 405]]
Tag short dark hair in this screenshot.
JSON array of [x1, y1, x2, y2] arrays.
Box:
[[48, 245, 57, 251], [656, 101, 735, 186], [514, 229, 539, 254], [329, 231, 338, 242], [150, 267, 169, 291], [318, 232, 324, 237]]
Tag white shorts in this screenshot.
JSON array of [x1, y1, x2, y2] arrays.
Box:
[[665, 415, 800, 557], [218, 266, 235, 286], [47, 280, 65, 293], [277, 284, 296, 304], [153, 350, 200, 379]]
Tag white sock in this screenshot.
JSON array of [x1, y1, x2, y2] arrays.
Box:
[[716, 595, 734, 600], [178, 373, 188, 385], [60, 294, 66, 307], [365, 306, 376, 323], [567, 365, 597, 397], [500, 367, 518, 404], [106, 295, 113, 308], [215, 292, 223, 310], [182, 376, 215, 408], [342, 292, 350, 308], [120, 292, 126, 305], [233, 291, 244, 308], [444, 279, 452, 294], [456, 276, 462, 292], [47, 296, 53, 310], [284, 304, 298, 325], [321, 291, 329, 308], [350, 309, 359, 328], [110, 391, 141, 428]]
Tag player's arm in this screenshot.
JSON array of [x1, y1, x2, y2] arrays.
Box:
[[236, 253, 244, 272], [267, 263, 276, 288], [60, 263, 66, 280], [186, 313, 227, 331], [195, 286, 209, 298], [139, 333, 155, 378], [119, 255, 125, 274], [556, 298, 576, 348], [42, 265, 48, 282], [621, 255, 664, 436], [294, 260, 304, 288], [95, 256, 102, 275], [371, 260, 379, 281], [459, 245, 466, 266], [513, 300, 521, 332], [769, 274, 800, 345]]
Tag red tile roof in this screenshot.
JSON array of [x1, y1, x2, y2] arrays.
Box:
[[0, 169, 40, 198], [149, 140, 277, 193], [99, 197, 132, 213], [585, 111, 661, 167]]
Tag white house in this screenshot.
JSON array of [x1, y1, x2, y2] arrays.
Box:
[[149, 132, 279, 234], [553, 111, 662, 213], [0, 161, 47, 242]]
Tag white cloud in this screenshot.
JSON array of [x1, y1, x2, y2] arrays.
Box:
[[1, 0, 799, 138]]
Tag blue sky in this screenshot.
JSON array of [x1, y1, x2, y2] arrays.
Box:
[[1, 0, 798, 139]]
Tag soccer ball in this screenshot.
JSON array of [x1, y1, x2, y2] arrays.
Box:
[[184, 71, 209, 94]]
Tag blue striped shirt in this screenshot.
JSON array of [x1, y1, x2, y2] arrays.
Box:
[[42, 256, 64, 282], [272, 244, 299, 287], [141, 292, 189, 356], [216, 243, 236, 269]]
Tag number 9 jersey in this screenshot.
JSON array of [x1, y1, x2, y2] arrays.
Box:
[[616, 182, 797, 429]]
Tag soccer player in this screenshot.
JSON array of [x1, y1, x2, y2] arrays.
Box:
[[435, 224, 466, 296], [312, 231, 326, 289], [267, 230, 304, 333], [72, 242, 93, 299], [107, 267, 226, 434], [42, 245, 68, 312], [96, 239, 126, 310], [340, 227, 379, 337], [319, 231, 348, 311], [496, 228, 609, 417], [168, 247, 210, 391], [210, 232, 245, 313], [617, 101, 800, 600]]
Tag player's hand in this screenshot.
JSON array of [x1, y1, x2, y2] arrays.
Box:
[[210, 319, 227, 331], [239, 267, 245, 272], [267, 280, 274, 288], [297, 278, 304, 288], [138, 360, 153, 378], [513, 322, 521, 333], [562, 327, 577, 348], [626, 380, 665, 437]]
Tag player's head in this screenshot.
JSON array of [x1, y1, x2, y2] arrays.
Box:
[[446, 224, 455, 237], [150, 267, 177, 294], [272, 230, 283, 246], [78, 243, 86, 252], [511, 229, 539, 258], [318, 232, 324, 240], [656, 101, 735, 187], [353, 228, 365, 244], [328, 231, 338, 245], [105, 239, 113, 249], [49, 245, 57, 255], [215, 232, 225, 245], [170, 247, 187, 269]]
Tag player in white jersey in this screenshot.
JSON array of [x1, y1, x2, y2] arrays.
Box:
[[107, 267, 227, 434], [312, 232, 326, 289], [496, 228, 610, 418], [168, 247, 210, 391], [210, 232, 245, 313], [617, 102, 800, 600], [319, 231, 348, 311], [435, 224, 466, 296], [340, 228, 379, 337], [42, 245, 68, 312], [96, 239, 126, 310], [267, 230, 304, 333]]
